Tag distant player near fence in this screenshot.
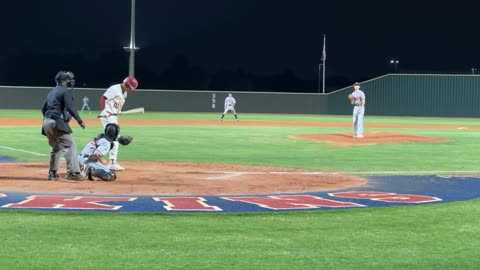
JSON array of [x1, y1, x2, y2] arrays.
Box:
[[220, 92, 239, 122], [81, 96, 91, 113]]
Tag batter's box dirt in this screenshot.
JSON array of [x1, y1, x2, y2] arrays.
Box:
[[0, 162, 366, 195], [292, 132, 450, 146]]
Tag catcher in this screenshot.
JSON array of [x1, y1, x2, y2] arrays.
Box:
[[79, 123, 133, 181]]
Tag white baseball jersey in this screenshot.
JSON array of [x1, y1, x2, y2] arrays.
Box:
[[225, 96, 236, 107], [102, 84, 128, 115], [351, 90, 365, 106]]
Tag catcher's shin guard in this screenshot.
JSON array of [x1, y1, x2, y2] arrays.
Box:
[[82, 165, 94, 181], [90, 167, 117, 181]]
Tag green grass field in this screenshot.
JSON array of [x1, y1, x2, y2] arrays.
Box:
[[1, 110, 480, 269]]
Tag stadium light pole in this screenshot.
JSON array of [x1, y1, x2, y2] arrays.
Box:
[[390, 59, 399, 73], [123, 0, 140, 76]]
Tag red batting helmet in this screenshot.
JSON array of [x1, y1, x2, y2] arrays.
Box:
[[123, 76, 138, 90]]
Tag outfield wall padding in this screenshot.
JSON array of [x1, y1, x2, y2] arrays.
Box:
[[1, 74, 479, 117]]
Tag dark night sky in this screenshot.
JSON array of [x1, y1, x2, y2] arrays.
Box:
[[1, 0, 480, 89]]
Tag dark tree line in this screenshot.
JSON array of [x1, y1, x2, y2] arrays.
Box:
[[0, 48, 355, 93]]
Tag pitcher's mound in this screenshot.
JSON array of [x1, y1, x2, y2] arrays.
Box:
[[294, 132, 450, 146], [0, 162, 366, 195]]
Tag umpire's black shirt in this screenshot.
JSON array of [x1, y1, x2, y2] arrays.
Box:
[[41, 85, 83, 134]]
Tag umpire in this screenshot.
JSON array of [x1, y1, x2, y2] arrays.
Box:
[[41, 71, 86, 181]]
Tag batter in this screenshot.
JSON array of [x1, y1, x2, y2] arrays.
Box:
[[99, 76, 138, 170]]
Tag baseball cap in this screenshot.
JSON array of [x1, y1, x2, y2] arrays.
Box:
[[123, 76, 139, 90], [354, 82, 360, 86]]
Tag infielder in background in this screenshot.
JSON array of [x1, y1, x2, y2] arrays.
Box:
[[220, 92, 239, 121], [350, 82, 366, 138], [79, 123, 119, 181], [81, 96, 91, 113], [41, 71, 85, 181], [99, 76, 138, 171]]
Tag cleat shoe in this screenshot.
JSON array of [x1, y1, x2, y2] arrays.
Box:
[[48, 170, 59, 181], [65, 172, 84, 181], [356, 134, 364, 139], [108, 163, 125, 171]]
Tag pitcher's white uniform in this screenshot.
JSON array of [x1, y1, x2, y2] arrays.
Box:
[[351, 82, 366, 138]]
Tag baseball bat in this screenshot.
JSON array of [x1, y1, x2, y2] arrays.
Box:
[[97, 107, 145, 118]]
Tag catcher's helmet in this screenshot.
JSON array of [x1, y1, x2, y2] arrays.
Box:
[[105, 123, 120, 140], [123, 76, 138, 90], [55, 71, 75, 87]]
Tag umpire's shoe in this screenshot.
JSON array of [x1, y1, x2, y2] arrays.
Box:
[[65, 172, 84, 181], [48, 170, 60, 181]]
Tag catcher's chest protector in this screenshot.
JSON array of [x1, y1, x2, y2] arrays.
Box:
[[95, 134, 114, 150]]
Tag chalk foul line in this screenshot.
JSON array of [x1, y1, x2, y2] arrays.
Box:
[[0, 145, 49, 157], [205, 170, 480, 180], [206, 171, 338, 180]]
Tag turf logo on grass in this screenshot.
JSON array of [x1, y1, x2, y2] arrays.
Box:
[[0, 191, 441, 212], [1, 175, 479, 212]]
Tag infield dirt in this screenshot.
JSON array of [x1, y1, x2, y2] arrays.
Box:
[[0, 118, 458, 195]]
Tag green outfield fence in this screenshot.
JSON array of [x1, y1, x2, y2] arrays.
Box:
[[1, 74, 479, 117]]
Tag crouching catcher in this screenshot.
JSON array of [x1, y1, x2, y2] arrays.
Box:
[[78, 123, 122, 181]]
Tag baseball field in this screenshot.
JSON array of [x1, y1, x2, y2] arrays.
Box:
[[1, 109, 480, 269]]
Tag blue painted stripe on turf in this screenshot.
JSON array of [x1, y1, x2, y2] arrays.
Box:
[[0, 155, 17, 162]]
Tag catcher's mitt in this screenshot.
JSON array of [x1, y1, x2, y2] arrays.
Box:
[[348, 94, 354, 103], [118, 135, 133, 146]]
